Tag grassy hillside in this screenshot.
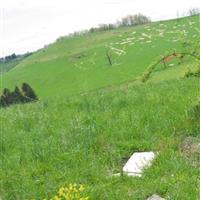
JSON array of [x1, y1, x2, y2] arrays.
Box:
[[0, 59, 20, 74], [0, 53, 32, 74], [1, 77, 199, 200], [0, 15, 200, 200], [1, 15, 200, 98]]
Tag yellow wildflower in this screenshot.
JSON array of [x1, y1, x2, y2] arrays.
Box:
[[79, 185, 85, 192], [53, 195, 61, 200], [58, 187, 65, 197]]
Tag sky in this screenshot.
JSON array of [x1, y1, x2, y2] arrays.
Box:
[[0, 0, 199, 57]]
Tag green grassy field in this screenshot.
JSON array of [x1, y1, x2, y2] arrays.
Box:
[[0, 59, 20, 74], [1, 15, 200, 98], [1, 78, 200, 200], [0, 15, 200, 200], [0, 53, 32, 74]]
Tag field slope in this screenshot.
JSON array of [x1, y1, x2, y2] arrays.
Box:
[[1, 77, 200, 199], [0, 15, 200, 200], [1, 15, 200, 97]]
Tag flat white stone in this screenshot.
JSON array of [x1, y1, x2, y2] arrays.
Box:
[[146, 194, 165, 200], [123, 151, 156, 177]]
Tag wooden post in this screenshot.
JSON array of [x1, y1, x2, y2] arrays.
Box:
[[162, 58, 167, 68], [106, 51, 112, 66]]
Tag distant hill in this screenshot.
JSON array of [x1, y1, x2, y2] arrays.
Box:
[[0, 52, 32, 74], [1, 14, 200, 200], [1, 15, 200, 98]]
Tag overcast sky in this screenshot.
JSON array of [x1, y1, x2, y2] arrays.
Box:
[[0, 0, 199, 57]]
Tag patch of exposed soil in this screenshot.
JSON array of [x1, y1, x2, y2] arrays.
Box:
[[180, 136, 200, 167]]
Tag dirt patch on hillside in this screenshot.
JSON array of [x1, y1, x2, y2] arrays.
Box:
[[180, 136, 200, 168]]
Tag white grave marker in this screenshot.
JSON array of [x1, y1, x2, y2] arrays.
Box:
[[146, 194, 165, 200], [123, 151, 156, 177]]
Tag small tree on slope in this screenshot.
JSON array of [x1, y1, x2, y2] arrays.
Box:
[[21, 83, 38, 101]]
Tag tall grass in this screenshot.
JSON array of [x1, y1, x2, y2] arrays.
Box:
[[1, 78, 199, 200]]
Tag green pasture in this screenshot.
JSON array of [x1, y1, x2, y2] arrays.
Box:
[[0, 15, 200, 200], [1, 15, 200, 97]]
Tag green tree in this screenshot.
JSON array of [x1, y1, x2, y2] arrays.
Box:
[[12, 86, 26, 103], [2, 88, 12, 106], [21, 83, 38, 101], [0, 94, 7, 107]]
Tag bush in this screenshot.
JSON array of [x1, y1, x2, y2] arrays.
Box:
[[0, 83, 38, 108], [0, 94, 7, 107], [12, 86, 26, 103], [188, 8, 200, 16], [2, 88, 13, 106], [120, 14, 151, 27], [22, 83, 38, 102]]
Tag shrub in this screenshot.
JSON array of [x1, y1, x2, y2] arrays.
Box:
[[120, 14, 151, 27], [188, 8, 200, 16], [0, 83, 38, 108], [0, 94, 7, 107], [12, 86, 26, 103], [22, 83, 38, 101], [2, 88, 12, 106]]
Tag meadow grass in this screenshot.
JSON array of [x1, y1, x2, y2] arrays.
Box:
[[1, 14, 200, 200], [0, 59, 21, 74], [1, 15, 200, 98], [1, 77, 199, 200]]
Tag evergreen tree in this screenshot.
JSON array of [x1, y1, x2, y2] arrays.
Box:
[[0, 83, 38, 108], [0, 95, 6, 107], [12, 86, 25, 103], [21, 83, 38, 101], [2, 88, 12, 105]]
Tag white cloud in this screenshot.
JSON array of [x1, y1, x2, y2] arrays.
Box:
[[0, 0, 199, 57]]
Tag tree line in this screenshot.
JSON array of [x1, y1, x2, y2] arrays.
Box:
[[0, 52, 32, 63], [56, 13, 151, 41], [0, 83, 38, 108], [56, 8, 200, 41], [89, 13, 150, 33], [188, 8, 200, 16], [0, 52, 33, 74]]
